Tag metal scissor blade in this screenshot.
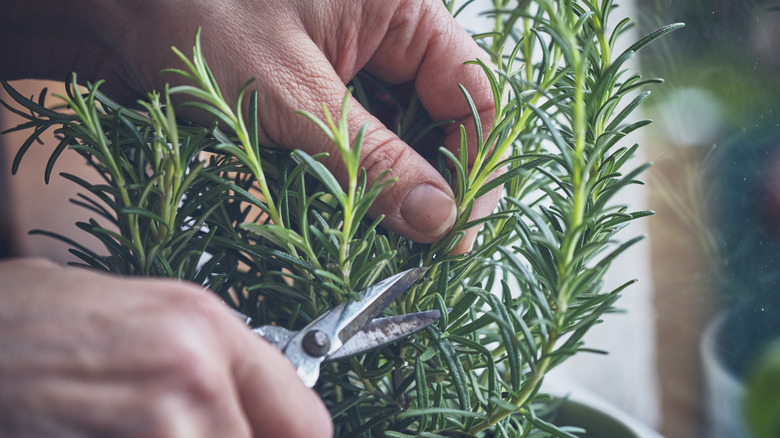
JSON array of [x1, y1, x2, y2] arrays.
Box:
[[326, 309, 441, 362], [337, 267, 427, 343], [251, 325, 296, 350], [259, 267, 427, 388]]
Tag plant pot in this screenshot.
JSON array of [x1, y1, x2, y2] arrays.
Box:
[[542, 379, 664, 438], [701, 312, 749, 438], [552, 399, 644, 438], [701, 309, 780, 438]]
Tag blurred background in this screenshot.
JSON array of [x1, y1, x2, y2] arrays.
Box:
[[2, 1, 780, 437], [638, 1, 780, 437]]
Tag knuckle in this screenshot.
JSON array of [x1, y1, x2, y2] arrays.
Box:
[[167, 352, 224, 406], [361, 133, 422, 205], [127, 358, 237, 438], [361, 132, 407, 182], [156, 283, 225, 327], [147, 292, 229, 408], [130, 397, 201, 438]]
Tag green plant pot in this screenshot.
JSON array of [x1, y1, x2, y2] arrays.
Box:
[[701, 312, 749, 437], [701, 310, 780, 438], [552, 399, 643, 438]]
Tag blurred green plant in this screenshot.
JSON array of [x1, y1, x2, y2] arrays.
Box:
[[745, 341, 780, 438], [638, 1, 780, 132], [1, 1, 678, 436]]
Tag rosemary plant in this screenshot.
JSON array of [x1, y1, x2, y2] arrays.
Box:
[[2, 1, 680, 436]]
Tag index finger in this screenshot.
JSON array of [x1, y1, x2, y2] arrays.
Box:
[[365, 0, 499, 252], [365, 0, 496, 159]]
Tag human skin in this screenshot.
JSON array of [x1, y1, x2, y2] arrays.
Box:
[[0, 258, 333, 438], [2, 0, 498, 248], [0, 0, 497, 436]]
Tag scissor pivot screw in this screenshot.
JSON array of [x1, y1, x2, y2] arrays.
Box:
[[302, 330, 331, 357]]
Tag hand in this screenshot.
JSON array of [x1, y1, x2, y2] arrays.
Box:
[[0, 258, 332, 438], [3, 0, 499, 253]]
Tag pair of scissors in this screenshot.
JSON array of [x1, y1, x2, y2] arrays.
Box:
[[239, 267, 439, 387]]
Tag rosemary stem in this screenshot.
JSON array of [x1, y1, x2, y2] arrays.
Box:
[[470, 335, 558, 433]]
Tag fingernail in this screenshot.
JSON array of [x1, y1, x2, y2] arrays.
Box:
[[400, 184, 457, 237]]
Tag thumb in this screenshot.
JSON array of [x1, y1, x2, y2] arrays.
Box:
[[254, 39, 459, 242], [312, 96, 460, 242], [285, 0, 495, 244]]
